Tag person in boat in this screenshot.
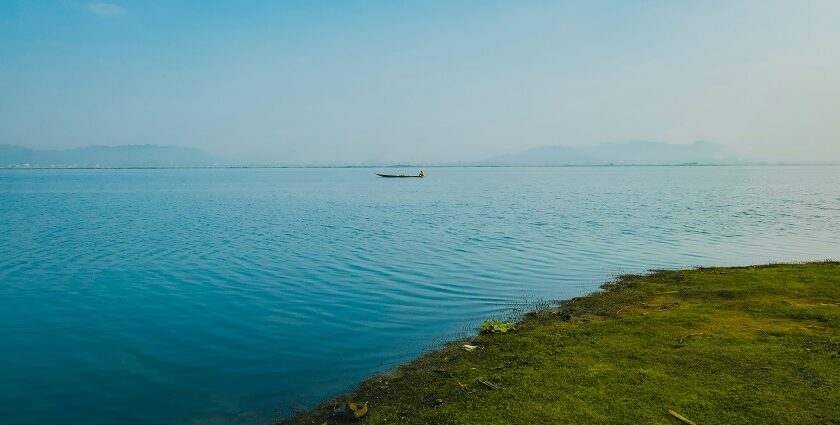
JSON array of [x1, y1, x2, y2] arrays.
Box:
[[419, 170, 425, 178]]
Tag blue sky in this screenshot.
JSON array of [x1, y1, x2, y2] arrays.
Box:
[[1, 1, 839, 163]]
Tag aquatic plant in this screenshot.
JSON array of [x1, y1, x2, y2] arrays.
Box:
[[478, 320, 516, 334]]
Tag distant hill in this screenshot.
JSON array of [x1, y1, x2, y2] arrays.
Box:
[[0, 144, 223, 168], [475, 141, 735, 166]]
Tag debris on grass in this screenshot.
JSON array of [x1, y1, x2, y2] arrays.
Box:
[[463, 344, 479, 352], [344, 401, 368, 419], [477, 379, 501, 390], [679, 332, 704, 344], [332, 401, 369, 420], [668, 409, 696, 424], [480, 320, 516, 334]]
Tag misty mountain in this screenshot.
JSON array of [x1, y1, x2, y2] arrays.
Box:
[[476, 141, 734, 166], [0, 144, 223, 168]]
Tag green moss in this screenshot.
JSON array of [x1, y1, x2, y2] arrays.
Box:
[[281, 262, 840, 425], [479, 320, 516, 334]]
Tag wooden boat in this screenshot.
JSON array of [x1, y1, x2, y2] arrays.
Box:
[[376, 173, 423, 178], [376, 171, 425, 178]]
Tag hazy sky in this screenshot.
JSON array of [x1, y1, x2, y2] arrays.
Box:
[[1, 1, 839, 164]]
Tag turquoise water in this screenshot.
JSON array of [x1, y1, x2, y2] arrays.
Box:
[[1, 166, 839, 424]]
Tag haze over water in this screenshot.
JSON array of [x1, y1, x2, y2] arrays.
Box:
[[1, 166, 838, 424]]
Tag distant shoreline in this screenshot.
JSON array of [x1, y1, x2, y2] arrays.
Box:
[[4, 141, 837, 169], [3, 163, 840, 171]]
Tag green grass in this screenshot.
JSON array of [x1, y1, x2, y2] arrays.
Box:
[[281, 262, 840, 424]]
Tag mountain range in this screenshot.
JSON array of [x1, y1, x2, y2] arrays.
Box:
[[0, 144, 223, 168], [473, 141, 734, 166], [1, 141, 740, 168]]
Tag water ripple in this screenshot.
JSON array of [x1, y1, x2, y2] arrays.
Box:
[[1, 166, 839, 424]]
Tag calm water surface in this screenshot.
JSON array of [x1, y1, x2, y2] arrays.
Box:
[[1, 166, 838, 424]]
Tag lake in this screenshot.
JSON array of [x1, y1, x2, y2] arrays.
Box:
[[1, 166, 838, 424]]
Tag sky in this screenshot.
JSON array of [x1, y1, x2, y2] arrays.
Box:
[[1, 1, 839, 164]]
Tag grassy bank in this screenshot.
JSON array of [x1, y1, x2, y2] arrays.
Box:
[[282, 262, 840, 424]]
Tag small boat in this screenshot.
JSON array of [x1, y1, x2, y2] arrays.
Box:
[[376, 170, 425, 178]]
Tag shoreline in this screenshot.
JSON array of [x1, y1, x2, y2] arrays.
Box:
[[4, 163, 840, 171], [279, 261, 840, 424]]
